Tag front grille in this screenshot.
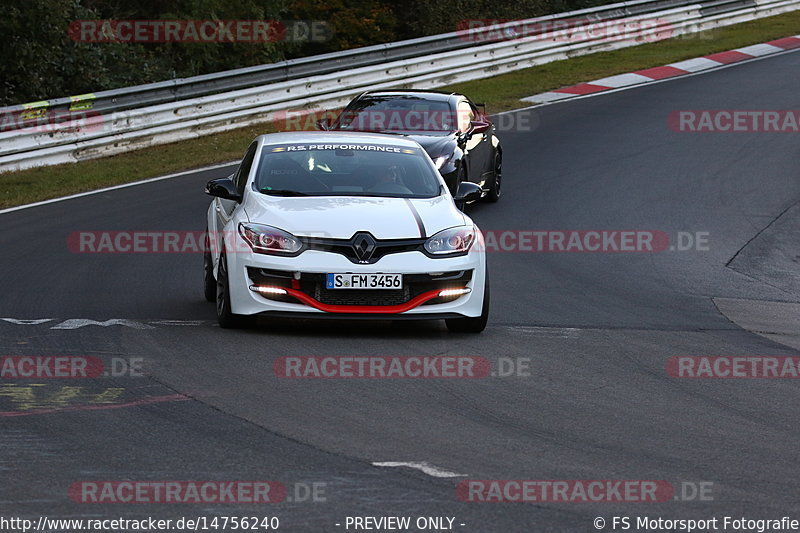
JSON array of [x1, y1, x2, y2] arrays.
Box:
[[304, 235, 426, 264], [247, 268, 473, 308], [315, 286, 411, 306]]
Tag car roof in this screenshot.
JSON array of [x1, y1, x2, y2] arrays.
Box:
[[254, 130, 424, 147], [357, 90, 461, 102]]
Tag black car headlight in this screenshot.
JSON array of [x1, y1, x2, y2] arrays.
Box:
[[239, 223, 303, 255], [424, 226, 476, 256]]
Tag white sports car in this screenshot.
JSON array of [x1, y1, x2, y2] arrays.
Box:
[[204, 131, 489, 332]]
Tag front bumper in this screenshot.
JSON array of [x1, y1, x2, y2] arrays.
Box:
[[225, 247, 486, 318]]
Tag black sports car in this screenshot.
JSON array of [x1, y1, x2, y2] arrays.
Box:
[[318, 90, 502, 202]]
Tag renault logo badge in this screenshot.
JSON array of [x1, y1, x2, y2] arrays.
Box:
[[352, 233, 377, 263]]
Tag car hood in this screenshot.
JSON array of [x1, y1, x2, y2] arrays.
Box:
[[392, 134, 456, 159], [330, 128, 457, 160], [243, 194, 467, 240]]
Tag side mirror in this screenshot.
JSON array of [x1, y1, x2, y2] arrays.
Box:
[[457, 121, 490, 145], [316, 117, 332, 130], [205, 177, 241, 202], [469, 120, 491, 134], [454, 181, 483, 210]]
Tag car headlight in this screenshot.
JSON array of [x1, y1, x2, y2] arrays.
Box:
[[424, 226, 476, 256], [239, 223, 303, 255], [433, 155, 449, 170]]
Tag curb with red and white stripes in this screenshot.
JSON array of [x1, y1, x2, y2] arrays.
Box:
[[522, 35, 800, 104]]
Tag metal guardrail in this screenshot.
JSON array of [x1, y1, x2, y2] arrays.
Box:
[[1, 0, 797, 172]]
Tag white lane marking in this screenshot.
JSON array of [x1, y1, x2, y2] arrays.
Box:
[[372, 461, 467, 478], [735, 43, 784, 56], [0, 161, 237, 216], [500, 325, 580, 337], [496, 47, 800, 117], [50, 319, 155, 330], [149, 319, 205, 326], [667, 57, 723, 72], [0, 318, 54, 325], [0, 318, 207, 329], [590, 72, 653, 88]]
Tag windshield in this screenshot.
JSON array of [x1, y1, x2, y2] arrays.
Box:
[[336, 96, 455, 134], [255, 143, 443, 198]]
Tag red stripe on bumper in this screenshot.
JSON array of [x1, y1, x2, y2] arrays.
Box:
[[283, 288, 461, 314]]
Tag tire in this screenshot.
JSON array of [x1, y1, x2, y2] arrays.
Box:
[[445, 275, 489, 333], [216, 249, 249, 329], [485, 151, 502, 203], [203, 230, 216, 302]]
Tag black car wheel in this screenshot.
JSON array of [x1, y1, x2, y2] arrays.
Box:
[[485, 151, 502, 203]]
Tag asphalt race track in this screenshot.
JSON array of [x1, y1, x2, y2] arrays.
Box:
[[1, 49, 799, 531]]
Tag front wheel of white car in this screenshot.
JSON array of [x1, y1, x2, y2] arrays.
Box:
[[445, 276, 489, 333], [216, 249, 249, 329]]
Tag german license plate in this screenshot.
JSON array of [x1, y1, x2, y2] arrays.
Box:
[[326, 273, 402, 290]]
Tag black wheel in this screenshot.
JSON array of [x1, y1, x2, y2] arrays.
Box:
[[203, 230, 216, 302], [216, 249, 249, 329], [445, 275, 489, 333], [485, 151, 502, 203]]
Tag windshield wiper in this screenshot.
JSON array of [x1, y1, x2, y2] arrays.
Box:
[[259, 189, 309, 197]]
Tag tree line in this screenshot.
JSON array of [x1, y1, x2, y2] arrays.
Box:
[[0, 0, 614, 106]]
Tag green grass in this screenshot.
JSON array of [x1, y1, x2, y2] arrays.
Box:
[[2, 10, 799, 209]]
